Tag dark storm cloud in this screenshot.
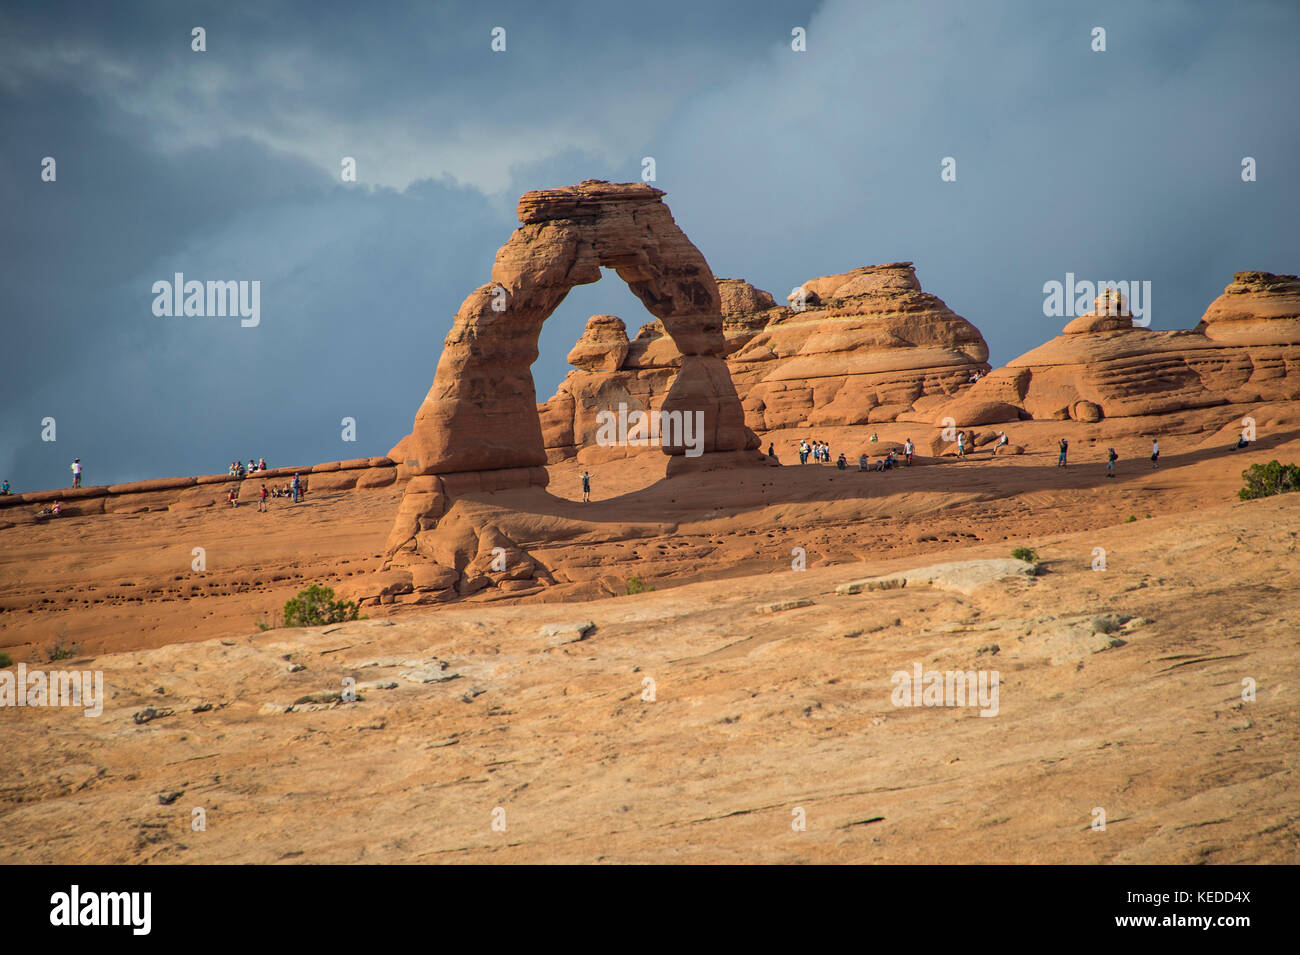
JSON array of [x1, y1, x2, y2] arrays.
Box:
[[0, 0, 1296, 491]]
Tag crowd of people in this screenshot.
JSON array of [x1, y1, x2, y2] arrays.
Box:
[[227, 472, 304, 508], [228, 458, 269, 479]]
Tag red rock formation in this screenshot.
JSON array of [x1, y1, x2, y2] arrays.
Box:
[[723, 264, 990, 430], [946, 275, 1300, 427], [384, 181, 761, 597]]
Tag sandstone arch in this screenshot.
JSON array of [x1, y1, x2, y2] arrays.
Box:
[[385, 180, 756, 561]]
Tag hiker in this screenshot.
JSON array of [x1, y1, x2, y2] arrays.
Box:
[[886, 450, 897, 469], [258, 484, 268, 512], [767, 443, 775, 459], [292, 472, 301, 503], [0, 480, 9, 495], [837, 453, 847, 470], [870, 432, 879, 443], [1057, 438, 1068, 468], [996, 431, 1009, 451], [799, 441, 808, 465], [70, 458, 82, 488], [1151, 439, 1160, 469], [957, 432, 966, 458], [581, 470, 591, 503], [1106, 447, 1118, 478], [904, 438, 914, 465], [1233, 430, 1250, 450], [858, 453, 868, 471]]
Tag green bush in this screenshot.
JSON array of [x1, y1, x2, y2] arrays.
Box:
[[626, 576, 655, 595], [0, 652, 12, 668], [283, 584, 360, 628], [1011, 546, 1039, 564], [1125, 515, 1137, 523], [1238, 460, 1300, 501]]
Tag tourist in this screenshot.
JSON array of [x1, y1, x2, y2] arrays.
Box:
[[581, 470, 591, 503], [292, 472, 301, 503], [870, 432, 878, 443], [227, 488, 238, 508], [903, 438, 914, 465], [799, 441, 808, 465], [767, 443, 775, 459], [258, 457, 267, 471], [1106, 447, 1118, 478], [996, 431, 1009, 451], [1151, 439, 1160, 469], [858, 453, 868, 471], [52, 500, 62, 517], [836, 453, 847, 470], [258, 484, 268, 512], [0, 479, 9, 495], [70, 458, 82, 488], [1057, 438, 1068, 468], [957, 432, 966, 458]]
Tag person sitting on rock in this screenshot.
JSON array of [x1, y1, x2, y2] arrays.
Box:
[[767, 443, 775, 459], [0, 479, 9, 495], [227, 488, 238, 507], [836, 453, 847, 470], [870, 432, 878, 443], [1233, 430, 1250, 450], [858, 453, 868, 471], [258, 457, 267, 471], [52, 501, 62, 517]]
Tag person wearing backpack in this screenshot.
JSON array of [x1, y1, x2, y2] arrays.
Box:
[[1106, 447, 1118, 478]]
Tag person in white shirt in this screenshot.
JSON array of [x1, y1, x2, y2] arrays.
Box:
[[70, 458, 82, 488]]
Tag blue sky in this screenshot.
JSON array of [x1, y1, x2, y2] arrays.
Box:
[[2, 0, 1297, 489]]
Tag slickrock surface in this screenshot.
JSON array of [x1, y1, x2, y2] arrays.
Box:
[[3, 492, 1296, 864]]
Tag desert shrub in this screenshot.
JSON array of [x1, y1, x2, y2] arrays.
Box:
[[46, 632, 80, 662], [1238, 460, 1300, 501], [1125, 515, 1137, 523], [283, 584, 359, 628], [626, 576, 655, 595], [0, 652, 12, 668], [1011, 546, 1039, 564]]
